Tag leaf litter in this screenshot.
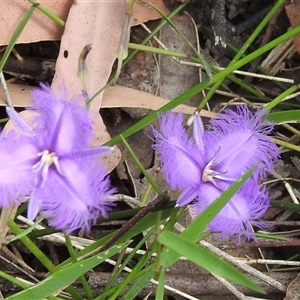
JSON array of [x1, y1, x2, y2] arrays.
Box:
[[1, 1, 300, 299]]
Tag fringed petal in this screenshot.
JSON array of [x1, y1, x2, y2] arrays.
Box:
[[0, 131, 37, 207], [205, 105, 280, 180], [190, 180, 270, 242], [37, 157, 114, 233], [29, 83, 92, 155], [0, 84, 114, 233], [152, 112, 204, 190]]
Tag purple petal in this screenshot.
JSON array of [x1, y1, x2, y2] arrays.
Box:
[[190, 179, 270, 242], [29, 83, 92, 155], [152, 112, 204, 190], [177, 187, 199, 206], [193, 112, 205, 153], [69, 146, 113, 159], [27, 187, 42, 221], [6, 107, 34, 137], [205, 105, 280, 180], [0, 131, 37, 207], [37, 157, 114, 233]]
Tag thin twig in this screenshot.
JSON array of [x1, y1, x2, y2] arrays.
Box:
[[174, 223, 286, 292], [99, 192, 169, 252]]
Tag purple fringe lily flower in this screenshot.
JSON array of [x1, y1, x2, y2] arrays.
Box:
[[190, 179, 271, 242], [0, 84, 114, 233], [152, 112, 205, 201], [203, 106, 280, 185], [152, 106, 280, 241]]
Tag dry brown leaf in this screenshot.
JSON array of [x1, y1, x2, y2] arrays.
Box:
[[0, 82, 32, 107], [0, 0, 71, 46], [0, 0, 168, 46], [131, 1, 169, 25], [51, 1, 127, 108], [286, 2, 300, 54], [51, 1, 131, 172], [285, 272, 300, 300], [0, 83, 216, 119], [103, 85, 216, 119]]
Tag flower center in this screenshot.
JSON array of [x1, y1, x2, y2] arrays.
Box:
[[202, 157, 220, 185], [202, 146, 237, 187], [32, 150, 62, 184]]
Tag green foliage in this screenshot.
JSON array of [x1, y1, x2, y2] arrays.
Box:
[[6, 243, 129, 300], [2, 0, 299, 299], [158, 231, 263, 293]]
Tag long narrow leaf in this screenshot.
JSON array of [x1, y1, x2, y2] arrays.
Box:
[[54, 207, 177, 270], [123, 269, 155, 299], [267, 110, 300, 124], [0, 5, 36, 71], [7, 242, 129, 300], [155, 270, 165, 300], [158, 231, 264, 293]]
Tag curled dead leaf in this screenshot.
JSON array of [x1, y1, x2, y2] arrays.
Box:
[[0, 83, 216, 119], [0, 0, 169, 45]]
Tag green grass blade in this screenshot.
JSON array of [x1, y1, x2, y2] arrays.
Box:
[[123, 269, 155, 300], [0, 271, 30, 290], [123, 1, 188, 67], [104, 228, 155, 292], [8, 219, 82, 300], [272, 200, 300, 213], [198, 0, 286, 110], [0, 270, 59, 300], [158, 231, 264, 293], [54, 207, 177, 270], [265, 85, 298, 110], [120, 134, 162, 194], [27, 0, 65, 26], [6, 242, 129, 300], [128, 42, 190, 58], [149, 3, 212, 77], [267, 110, 300, 124], [155, 270, 165, 300], [231, 0, 285, 63], [106, 24, 300, 146], [107, 253, 155, 299], [9, 217, 43, 242], [0, 5, 36, 71]]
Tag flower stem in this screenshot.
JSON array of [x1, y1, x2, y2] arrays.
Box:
[[65, 235, 93, 300], [120, 134, 162, 194]]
